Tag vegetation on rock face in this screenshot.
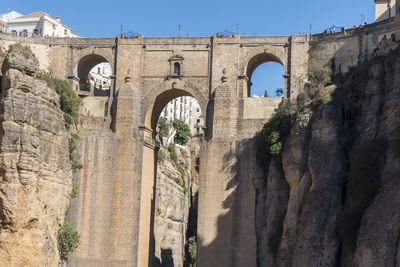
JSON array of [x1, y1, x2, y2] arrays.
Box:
[[338, 138, 386, 251], [7, 43, 36, 60], [53, 78, 82, 125], [158, 117, 169, 139], [70, 185, 78, 198], [168, 143, 178, 163], [185, 236, 197, 267], [256, 102, 294, 170], [173, 119, 192, 145], [176, 163, 185, 178], [69, 133, 83, 170], [36, 72, 82, 126], [58, 222, 80, 261], [158, 148, 166, 163]]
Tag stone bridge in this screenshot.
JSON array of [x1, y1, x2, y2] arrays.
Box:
[[0, 18, 398, 266]]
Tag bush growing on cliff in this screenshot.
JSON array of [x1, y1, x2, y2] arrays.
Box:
[[158, 148, 166, 163], [158, 117, 169, 139], [7, 43, 35, 60], [53, 78, 82, 125], [69, 133, 83, 170], [173, 119, 191, 145], [256, 102, 294, 170], [36, 71, 55, 88], [70, 185, 78, 198], [168, 143, 178, 163], [338, 138, 386, 251], [58, 222, 80, 261], [185, 236, 197, 267]]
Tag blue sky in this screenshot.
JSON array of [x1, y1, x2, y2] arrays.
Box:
[[3, 0, 376, 96]]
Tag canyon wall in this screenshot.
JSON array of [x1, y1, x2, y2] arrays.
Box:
[[0, 44, 72, 266], [255, 32, 400, 267]]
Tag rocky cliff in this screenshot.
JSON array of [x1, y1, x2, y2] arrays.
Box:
[[255, 36, 400, 266], [0, 44, 72, 266], [153, 143, 198, 267]]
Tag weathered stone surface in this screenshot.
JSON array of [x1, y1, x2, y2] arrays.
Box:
[[0, 47, 71, 266], [153, 144, 196, 267], [256, 39, 400, 267]]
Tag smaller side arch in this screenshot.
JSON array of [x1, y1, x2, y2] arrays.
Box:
[[69, 48, 115, 95], [240, 46, 288, 98]]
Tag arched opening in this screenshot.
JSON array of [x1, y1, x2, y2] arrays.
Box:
[[76, 54, 112, 96], [174, 62, 181, 76], [142, 90, 203, 267], [246, 53, 286, 98]]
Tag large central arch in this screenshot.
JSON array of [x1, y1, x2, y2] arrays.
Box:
[[136, 80, 208, 266]]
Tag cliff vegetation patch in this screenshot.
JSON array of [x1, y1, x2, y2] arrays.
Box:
[[256, 102, 294, 170], [174, 119, 192, 145], [58, 222, 80, 261], [69, 133, 83, 170]]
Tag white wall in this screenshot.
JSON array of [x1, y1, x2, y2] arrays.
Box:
[[8, 15, 76, 37], [375, 0, 397, 21]]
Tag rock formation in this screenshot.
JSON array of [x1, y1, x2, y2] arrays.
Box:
[[255, 36, 400, 266], [153, 143, 198, 267], [0, 44, 72, 266]]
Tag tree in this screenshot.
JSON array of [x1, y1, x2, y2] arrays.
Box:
[[158, 117, 169, 138], [275, 88, 284, 97], [264, 89, 269, 97], [173, 119, 191, 145]]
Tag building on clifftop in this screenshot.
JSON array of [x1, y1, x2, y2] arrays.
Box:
[[3, 11, 79, 37], [375, 0, 397, 21]]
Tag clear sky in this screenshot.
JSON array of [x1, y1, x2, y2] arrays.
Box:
[[2, 0, 376, 96]]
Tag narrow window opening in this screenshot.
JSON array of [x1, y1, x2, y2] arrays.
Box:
[[174, 62, 181, 75]]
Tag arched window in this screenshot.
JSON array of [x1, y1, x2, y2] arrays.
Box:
[[174, 62, 181, 75], [250, 62, 285, 98]]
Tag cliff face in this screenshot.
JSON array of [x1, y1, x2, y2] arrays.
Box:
[[0, 45, 71, 266], [256, 37, 400, 266], [153, 144, 198, 267]]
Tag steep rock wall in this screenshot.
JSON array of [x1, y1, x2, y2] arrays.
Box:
[[256, 35, 400, 266], [0, 45, 71, 266], [153, 144, 197, 267]]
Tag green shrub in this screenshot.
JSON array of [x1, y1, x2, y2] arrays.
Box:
[[58, 222, 80, 261], [36, 70, 54, 88], [186, 236, 197, 267], [168, 143, 178, 163], [53, 78, 82, 125], [7, 43, 35, 60], [69, 134, 83, 170], [320, 93, 332, 104], [70, 185, 78, 198], [338, 139, 386, 251], [173, 119, 192, 145], [176, 163, 185, 178], [158, 117, 169, 138], [158, 149, 166, 163], [256, 102, 294, 170], [268, 213, 285, 261]]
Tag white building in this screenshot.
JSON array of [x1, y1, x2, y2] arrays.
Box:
[[375, 0, 397, 21], [88, 63, 112, 90], [160, 96, 204, 136], [5, 11, 79, 37], [0, 20, 7, 32], [0, 11, 23, 22]]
